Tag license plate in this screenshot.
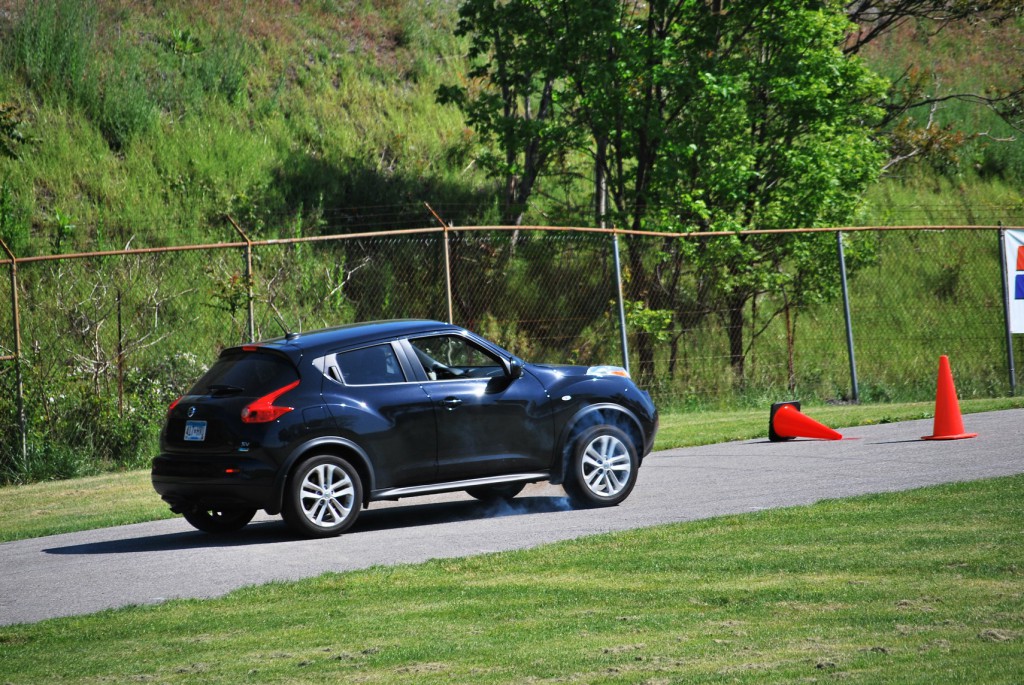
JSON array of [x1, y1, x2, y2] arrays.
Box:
[[184, 420, 207, 442]]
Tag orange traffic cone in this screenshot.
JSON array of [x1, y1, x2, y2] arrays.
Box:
[[769, 401, 843, 442], [922, 355, 977, 440]]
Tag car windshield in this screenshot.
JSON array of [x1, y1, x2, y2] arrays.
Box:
[[188, 350, 298, 397]]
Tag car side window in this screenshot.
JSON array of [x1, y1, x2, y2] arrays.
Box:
[[335, 344, 406, 385], [409, 335, 503, 380]]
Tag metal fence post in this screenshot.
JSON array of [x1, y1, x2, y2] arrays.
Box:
[[837, 230, 860, 403], [999, 225, 1017, 395], [116, 289, 124, 416], [596, 143, 629, 372], [612, 231, 630, 374], [0, 237, 27, 470], [227, 215, 255, 342], [425, 204, 455, 324], [443, 224, 454, 324]]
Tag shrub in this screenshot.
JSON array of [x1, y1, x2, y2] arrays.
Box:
[[84, 60, 156, 151]]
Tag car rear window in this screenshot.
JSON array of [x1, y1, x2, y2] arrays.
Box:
[[336, 344, 406, 385], [188, 350, 299, 397]]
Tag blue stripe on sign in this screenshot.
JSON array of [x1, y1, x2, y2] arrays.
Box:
[[1017, 274, 1024, 300]]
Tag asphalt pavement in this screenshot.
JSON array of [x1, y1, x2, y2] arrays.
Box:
[[1, 409, 1021, 626]]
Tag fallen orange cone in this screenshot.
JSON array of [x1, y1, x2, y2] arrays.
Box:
[[769, 401, 842, 442], [922, 355, 977, 441]]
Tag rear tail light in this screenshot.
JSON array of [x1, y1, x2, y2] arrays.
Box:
[[240, 380, 300, 423], [167, 396, 182, 418]]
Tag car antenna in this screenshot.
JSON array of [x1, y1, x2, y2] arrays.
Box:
[[270, 304, 300, 341]]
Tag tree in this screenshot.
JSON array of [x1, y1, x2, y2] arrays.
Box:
[[443, 0, 887, 385], [438, 0, 584, 226], [657, 1, 886, 378]]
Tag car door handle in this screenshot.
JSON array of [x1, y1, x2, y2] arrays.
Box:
[[441, 397, 463, 409]]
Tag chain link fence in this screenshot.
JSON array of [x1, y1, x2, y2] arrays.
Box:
[[1, 225, 1021, 482]]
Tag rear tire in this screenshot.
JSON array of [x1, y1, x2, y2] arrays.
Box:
[[563, 425, 638, 508], [182, 508, 256, 534], [282, 455, 363, 538], [465, 483, 525, 502]]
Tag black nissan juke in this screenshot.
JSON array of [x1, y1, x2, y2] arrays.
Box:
[[152, 319, 658, 538]]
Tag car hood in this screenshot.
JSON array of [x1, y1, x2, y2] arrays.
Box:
[[525, 364, 619, 388], [528, 363, 589, 378]]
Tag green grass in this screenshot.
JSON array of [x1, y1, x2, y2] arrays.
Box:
[[652, 396, 1024, 451], [3, 397, 1023, 544], [0, 470, 173, 542], [1, 473, 1022, 683]]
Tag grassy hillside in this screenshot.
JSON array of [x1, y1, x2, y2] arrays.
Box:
[[860, 17, 1024, 189], [0, 0, 1021, 253], [0, 0, 490, 254]]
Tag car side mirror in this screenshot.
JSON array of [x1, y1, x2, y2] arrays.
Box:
[[508, 358, 524, 380]]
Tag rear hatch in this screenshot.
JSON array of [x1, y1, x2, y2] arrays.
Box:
[[163, 348, 301, 455]]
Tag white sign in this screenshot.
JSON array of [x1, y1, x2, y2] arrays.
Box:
[[1005, 229, 1024, 334]]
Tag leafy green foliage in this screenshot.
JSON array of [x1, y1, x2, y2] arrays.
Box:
[[624, 300, 673, 344], [0, 103, 29, 160], [0, 176, 30, 253], [438, 0, 587, 225], [0, 1, 1019, 483], [0, 378, 163, 484], [443, 0, 890, 384]]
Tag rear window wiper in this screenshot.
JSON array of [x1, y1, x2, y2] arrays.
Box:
[[206, 384, 244, 396]]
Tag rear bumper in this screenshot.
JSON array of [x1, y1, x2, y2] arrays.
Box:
[[151, 455, 279, 514]]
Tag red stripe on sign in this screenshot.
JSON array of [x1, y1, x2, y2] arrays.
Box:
[[1018, 245, 1024, 271]]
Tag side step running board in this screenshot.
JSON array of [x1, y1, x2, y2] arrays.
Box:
[[372, 472, 550, 501]]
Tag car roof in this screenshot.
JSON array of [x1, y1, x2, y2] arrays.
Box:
[[240, 319, 462, 358]]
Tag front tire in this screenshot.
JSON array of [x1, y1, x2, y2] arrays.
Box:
[[563, 425, 638, 507], [182, 508, 256, 534], [282, 455, 363, 538]]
